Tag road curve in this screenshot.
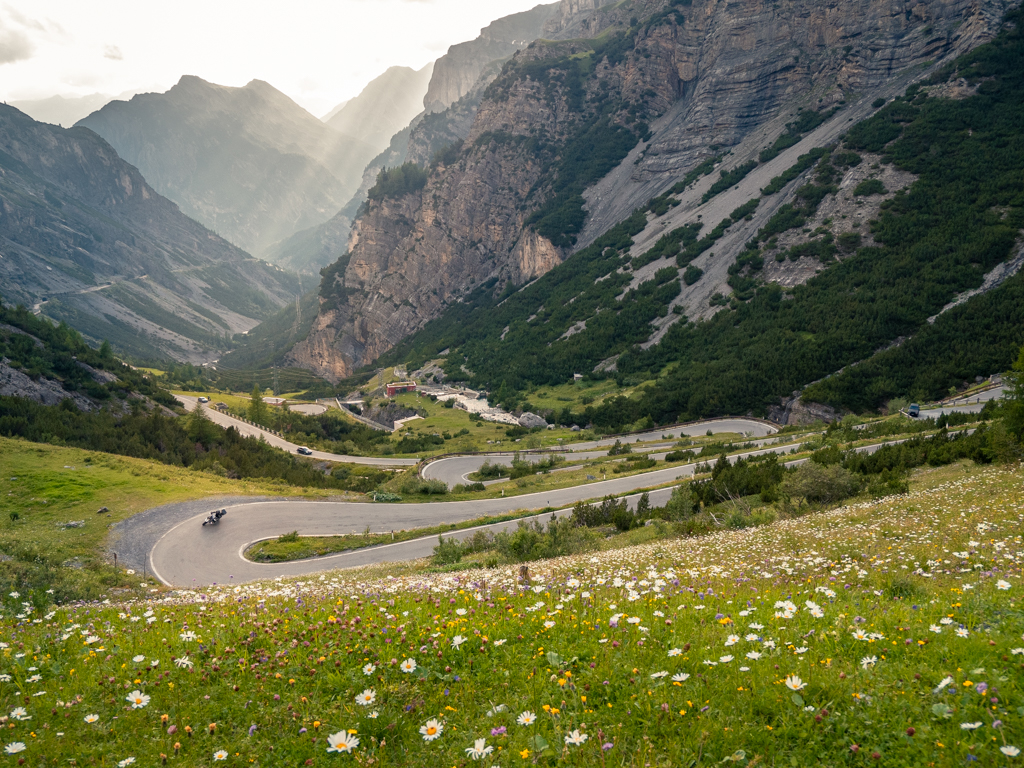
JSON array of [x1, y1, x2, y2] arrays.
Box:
[[147, 396, 998, 587], [175, 395, 417, 467], [149, 434, 811, 587], [421, 418, 785, 488], [915, 386, 1006, 420]]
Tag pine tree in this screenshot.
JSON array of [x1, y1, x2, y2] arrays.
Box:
[[248, 384, 266, 425], [1006, 343, 1024, 443], [187, 400, 214, 444]]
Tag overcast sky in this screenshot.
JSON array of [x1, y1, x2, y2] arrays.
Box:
[[0, 0, 546, 116]]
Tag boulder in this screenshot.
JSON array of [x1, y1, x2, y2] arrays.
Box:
[[518, 412, 548, 429]]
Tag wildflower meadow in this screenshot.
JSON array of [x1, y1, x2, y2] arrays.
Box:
[[1, 464, 1022, 766]]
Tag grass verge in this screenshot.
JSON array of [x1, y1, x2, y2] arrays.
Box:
[[0, 437, 344, 604], [0, 461, 1020, 766]]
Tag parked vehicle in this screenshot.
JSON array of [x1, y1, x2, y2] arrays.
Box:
[[908, 403, 921, 417], [296, 446, 313, 455]]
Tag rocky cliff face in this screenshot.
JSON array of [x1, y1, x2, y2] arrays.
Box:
[[289, 0, 1015, 382], [423, 3, 560, 113], [78, 77, 376, 257], [577, 0, 1017, 245], [0, 105, 299, 362]]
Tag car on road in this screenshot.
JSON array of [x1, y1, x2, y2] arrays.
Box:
[[197, 396, 209, 404], [296, 446, 313, 455], [908, 403, 920, 417]]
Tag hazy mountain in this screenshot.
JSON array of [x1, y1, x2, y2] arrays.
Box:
[[77, 76, 377, 256], [0, 104, 302, 363], [324, 64, 433, 156], [8, 91, 139, 128], [320, 99, 350, 122]]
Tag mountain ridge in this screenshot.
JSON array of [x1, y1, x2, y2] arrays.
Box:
[[77, 76, 376, 257], [0, 104, 301, 363], [325, 64, 434, 157]]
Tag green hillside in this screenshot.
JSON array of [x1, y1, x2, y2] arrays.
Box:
[[381, 10, 1024, 428]]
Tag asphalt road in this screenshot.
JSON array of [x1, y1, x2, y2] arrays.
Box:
[[915, 386, 1005, 420], [175, 395, 417, 467], [147, 434, 815, 587], [143, 398, 1001, 587], [421, 418, 786, 488]]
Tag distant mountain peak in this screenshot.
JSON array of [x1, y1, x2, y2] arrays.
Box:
[[78, 76, 377, 257]]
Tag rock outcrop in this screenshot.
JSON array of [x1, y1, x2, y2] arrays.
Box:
[[289, 0, 1016, 382]]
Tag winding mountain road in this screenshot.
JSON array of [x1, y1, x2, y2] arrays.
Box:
[[139, 398, 1003, 588], [422, 418, 782, 487], [175, 395, 417, 467]]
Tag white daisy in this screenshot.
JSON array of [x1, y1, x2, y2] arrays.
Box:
[[126, 691, 149, 709], [355, 689, 376, 706], [419, 719, 444, 742], [465, 738, 494, 760], [326, 731, 359, 753], [564, 729, 588, 746], [785, 675, 806, 691]]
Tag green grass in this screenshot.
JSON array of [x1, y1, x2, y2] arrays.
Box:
[[246, 512, 541, 563], [0, 437, 342, 603], [1, 461, 1021, 766]]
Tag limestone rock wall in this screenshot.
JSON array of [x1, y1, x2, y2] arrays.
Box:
[[290, 0, 1017, 382]]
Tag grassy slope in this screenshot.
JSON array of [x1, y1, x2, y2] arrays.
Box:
[[1, 462, 1019, 766], [0, 437, 339, 603]]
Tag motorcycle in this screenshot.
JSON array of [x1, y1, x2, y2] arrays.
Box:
[[202, 508, 228, 527]]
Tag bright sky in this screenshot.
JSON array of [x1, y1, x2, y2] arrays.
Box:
[[0, 0, 547, 116]]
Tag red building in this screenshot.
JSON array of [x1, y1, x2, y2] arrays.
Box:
[[386, 381, 417, 396]]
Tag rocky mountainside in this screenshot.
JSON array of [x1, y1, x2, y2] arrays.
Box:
[[325, 64, 434, 157], [0, 104, 301, 363], [265, 6, 563, 275], [423, 2, 560, 113], [289, 0, 1015, 383], [77, 77, 376, 257], [266, 71, 500, 275], [370, 4, 1024, 430]]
